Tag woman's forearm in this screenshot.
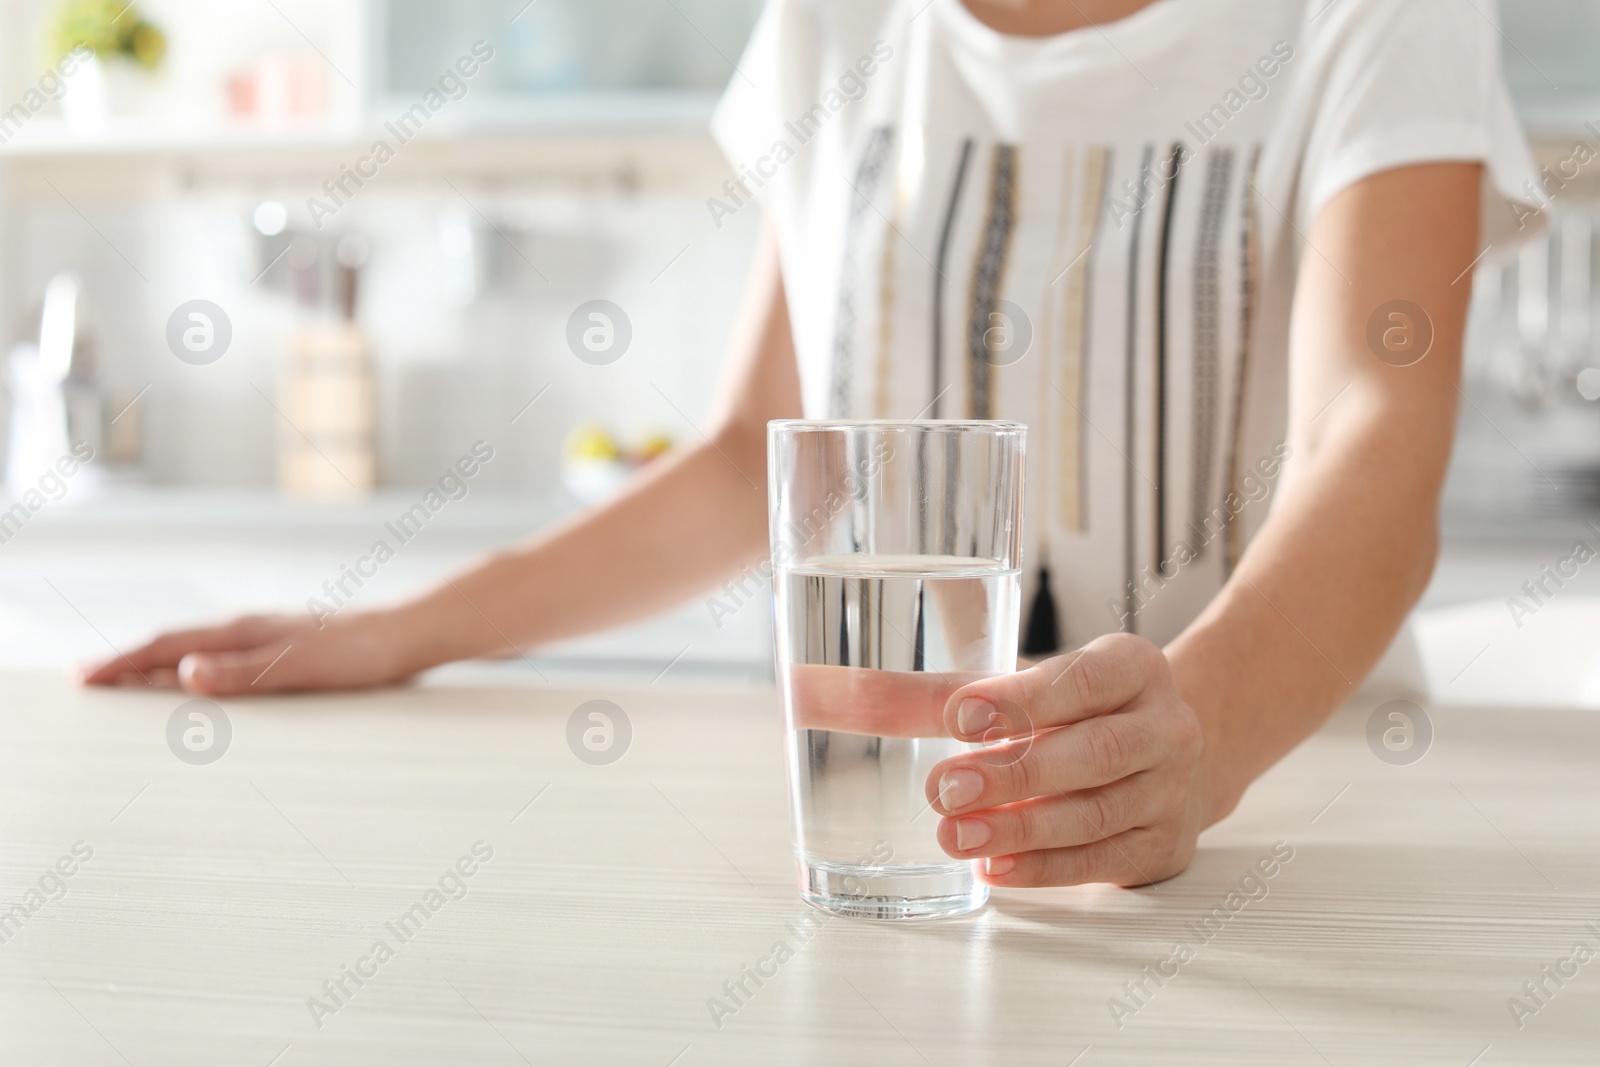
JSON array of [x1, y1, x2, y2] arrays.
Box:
[[75, 225, 802, 695], [1166, 399, 1443, 824], [1165, 161, 1480, 825], [392, 430, 771, 671], [387, 224, 800, 674]]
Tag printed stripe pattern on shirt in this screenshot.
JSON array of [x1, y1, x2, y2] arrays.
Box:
[[1154, 142, 1185, 578], [829, 126, 895, 417], [966, 144, 1019, 419], [1055, 146, 1112, 537], [1123, 143, 1156, 632], [931, 138, 975, 419], [1191, 146, 1235, 560], [1224, 145, 1263, 575], [821, 129, 1267, 647]]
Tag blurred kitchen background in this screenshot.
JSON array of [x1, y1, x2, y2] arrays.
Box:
[[1, 0, 1599, 699]]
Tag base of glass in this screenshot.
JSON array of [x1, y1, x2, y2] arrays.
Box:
[[798, 857, 988, 921]]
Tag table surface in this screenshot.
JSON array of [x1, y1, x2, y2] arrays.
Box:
[[1, 672, 1597, 1066]]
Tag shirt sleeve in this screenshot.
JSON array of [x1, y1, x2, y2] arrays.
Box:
[[710, 0, 786, 182], [1295, 0, 1542, 246]]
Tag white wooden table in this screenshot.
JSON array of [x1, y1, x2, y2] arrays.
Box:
[[1, 671, 1595, 1065]]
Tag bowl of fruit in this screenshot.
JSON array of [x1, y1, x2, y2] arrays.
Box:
[[561, 425, 674, 505]]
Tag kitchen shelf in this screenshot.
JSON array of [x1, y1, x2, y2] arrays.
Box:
[[0, 120, 367, 159], [0, 116, 730, 194], [0, 100, 720, 155]]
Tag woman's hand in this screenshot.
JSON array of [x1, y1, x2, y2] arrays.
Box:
[[77, 610, 419, 695], [925, 633, 1206, 887]]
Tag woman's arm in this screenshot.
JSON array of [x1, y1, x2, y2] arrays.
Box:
[[81, 225, 800, 694], [1173, 161, 1478, 822], [396, 224, 799, 672], [924, 162, 1480, 886]]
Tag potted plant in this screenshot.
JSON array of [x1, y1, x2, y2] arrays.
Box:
[[47, 0, 167, 133]]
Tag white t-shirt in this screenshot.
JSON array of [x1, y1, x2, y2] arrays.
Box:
[[713, 0, 1539, 649]]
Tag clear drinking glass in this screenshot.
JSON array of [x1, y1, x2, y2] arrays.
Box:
[[768, 420, 1025, 921]]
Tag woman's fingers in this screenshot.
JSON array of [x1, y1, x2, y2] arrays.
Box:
[[80, 611, 413, 696], [80, 649, 166, 685], [978, 827, 1182, 888], [927, 707, 1168, 814], [943, 632, 1165, 741], [924, 631, 1205, 886], [103, 666, 181, 688], [934, 771, 1172, 859], [178, 643, 304, 696], [79, 616, 282, 685]]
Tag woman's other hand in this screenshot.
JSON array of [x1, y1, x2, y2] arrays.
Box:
[[77, 610, 418, 695]]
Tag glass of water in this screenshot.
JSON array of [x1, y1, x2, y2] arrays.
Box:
[[768, 420, 1025, 921]]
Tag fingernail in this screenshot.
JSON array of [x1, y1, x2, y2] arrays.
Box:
[[957, 696, 995, 737], [937, 768, 983, 811], [179, 657, 209, 685], [985, 855, 1016, 878], [955, 818, 991, 852]]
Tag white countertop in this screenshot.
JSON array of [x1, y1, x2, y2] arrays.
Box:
[[0, 674, 1595, 1065]]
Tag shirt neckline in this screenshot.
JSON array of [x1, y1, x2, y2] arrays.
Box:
[[932, 0, 1210, 70]]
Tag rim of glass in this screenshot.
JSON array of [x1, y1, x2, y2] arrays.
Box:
[[769, 419, 1026, 433]]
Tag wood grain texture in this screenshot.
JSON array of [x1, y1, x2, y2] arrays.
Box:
[[0, 671, 1596, 1065]]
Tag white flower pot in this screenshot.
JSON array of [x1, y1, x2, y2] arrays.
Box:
[[59, 53, 157, 134]]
